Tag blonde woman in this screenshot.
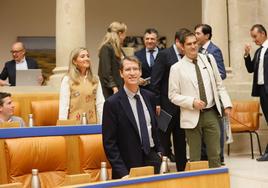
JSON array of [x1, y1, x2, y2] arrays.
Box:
[[98, 21, 127, 99], [59, 47, 104, 124]]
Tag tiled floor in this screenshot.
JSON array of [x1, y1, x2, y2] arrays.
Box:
[[225, 154, 268, 188], [168, 154, 268, 188]]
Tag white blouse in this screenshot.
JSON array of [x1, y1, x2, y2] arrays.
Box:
[[58, 76, 105, 124]]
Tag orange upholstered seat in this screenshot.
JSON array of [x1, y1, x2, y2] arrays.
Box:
[[4, 136, 67, 188], [228, 100, 262, 158], [79, 134, 112, 182], [13, 101, 21, 117], [30, 100, 59, 126]]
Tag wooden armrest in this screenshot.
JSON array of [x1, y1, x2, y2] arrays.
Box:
[[0, 183, 23, 188], [129, 166, 154, 178], [185, 161, 209, 171], [62, 173, 91, 186]]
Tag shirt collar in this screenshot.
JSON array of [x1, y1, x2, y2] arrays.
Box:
[[262, 39, 268, 48], [173, 44, 183, 59], [183, 55, 197, 64], [202, 40, 211, 50], [15, 57, 26, 64], [124, 86, 140, 99]]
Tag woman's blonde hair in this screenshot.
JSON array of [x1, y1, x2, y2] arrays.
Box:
[[67, 47, 98, 85], [99, 21, 127, 58]]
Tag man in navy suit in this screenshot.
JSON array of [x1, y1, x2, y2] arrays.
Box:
[[135, 28, 159, 90], [150, 28, 189, 171], [102, 56, 163, 179], [195, 24, 226, 165], [0, 42, 40, 86], [244, 24, 268, 161], [195, 24, 226, 80]]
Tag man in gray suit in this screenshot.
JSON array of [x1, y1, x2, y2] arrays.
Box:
[[169, 31, 232, 168]]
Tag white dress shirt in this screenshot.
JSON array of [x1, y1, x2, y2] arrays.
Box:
[[258, 39, 268, 85], [184, 56, 215, 108], [124, 86, 155, 147], [146, 47, 158, 66], [173, 44, 182, 61], [16, 57, 28, 70], [201, 40, 211, 54], [59, 75, 104, 123]]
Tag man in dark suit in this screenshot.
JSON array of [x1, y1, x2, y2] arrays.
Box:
[[195, 24, 227, 165], [0, 42, 39, 86], [102, 56, 163, 179], [244, 24, 268, 161], [150, 28, 189, 171], [135, 28, 159, 90]]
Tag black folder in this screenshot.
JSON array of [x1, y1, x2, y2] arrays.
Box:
[[156, 109, 172, 132]]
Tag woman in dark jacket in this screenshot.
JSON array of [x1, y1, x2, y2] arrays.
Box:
[[98, 21, 127, 99]]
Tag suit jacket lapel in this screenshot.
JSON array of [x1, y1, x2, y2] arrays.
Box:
[[141, 49, 150, 70], [119, 89, 140, 136], [169, 47, 179, 64], [140, 90, 156, 127]]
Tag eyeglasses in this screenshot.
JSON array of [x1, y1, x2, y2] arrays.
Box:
[[10, 49, 23, 54]]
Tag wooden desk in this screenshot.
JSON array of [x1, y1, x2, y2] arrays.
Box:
[[61, 167, 230, 188]]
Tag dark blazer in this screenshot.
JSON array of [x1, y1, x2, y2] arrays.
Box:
[[98, 43, 124, 99], [135, 48, 153, 79], [102, 88, 162, 179], [135, 48, 159, 90], [150, 46, 179, 116], [206, 42, 226, 80], [244, 47, 268, 96], [0, 57, 38, 86]]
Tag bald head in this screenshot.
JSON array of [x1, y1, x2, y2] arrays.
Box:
[[11, 42, 26, 62]]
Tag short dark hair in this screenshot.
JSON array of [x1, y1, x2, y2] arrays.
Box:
[[179, 31, 195, 45], [0, 92, 11, 106], [174, 28, 191, 42], [194, 24, 212, 40], [251, 24, 267, 36], [120, 56, 142, 71], [144, 28, 158, 37]]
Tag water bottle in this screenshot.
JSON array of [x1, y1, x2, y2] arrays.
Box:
[[81, 112, 87, 125], [28, 114, 34, 127], [160, 156, 169, 174], [31, 169, 41, 188], [99, 162, 108, 181]]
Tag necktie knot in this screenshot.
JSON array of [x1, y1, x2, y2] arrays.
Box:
[[148, 49, 155, 54], [192, 59, 198, 64], [134, 94, 140, 100]]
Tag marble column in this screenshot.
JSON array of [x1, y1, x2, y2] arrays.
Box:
[[202, 0, 229, 68], [49, 0, 86, 87]]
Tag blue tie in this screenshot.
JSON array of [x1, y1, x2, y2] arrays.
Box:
[[149, 50, 155, 67], [134, 94, 150, 155]]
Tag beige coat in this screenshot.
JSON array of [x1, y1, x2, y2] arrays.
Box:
[[168, 53, 232, 129]]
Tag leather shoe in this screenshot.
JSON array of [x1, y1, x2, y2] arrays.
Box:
[[256, 153, 268, 161]]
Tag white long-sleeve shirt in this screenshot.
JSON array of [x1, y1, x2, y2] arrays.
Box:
[[58, 76, 104, 124]]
